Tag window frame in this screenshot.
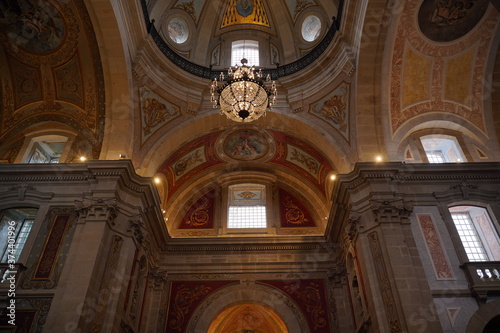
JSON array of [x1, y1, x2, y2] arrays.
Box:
[[448, 205, 500, 262], [231, 40, 260, 67], [220, 181, 276, 235]]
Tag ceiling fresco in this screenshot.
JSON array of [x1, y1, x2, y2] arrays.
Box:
[[390, 0, 497, 135], [157, 128, 335, 202], [417, 0, 489, 42], [0, 0, 105, 160]]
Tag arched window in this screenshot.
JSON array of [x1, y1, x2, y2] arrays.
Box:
[[227, 183, 267, 229], [449, 206, 500, 262], [231, 40, 259, 67], [420, 135, 466, 163]]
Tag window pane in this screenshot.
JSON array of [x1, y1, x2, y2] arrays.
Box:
[[231, 40, 259, 67], [228, 205, 266, 228], [451, 212, 488, 261], [426, 150, 445, 163]]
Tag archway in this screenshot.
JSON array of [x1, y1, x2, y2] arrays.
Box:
[[207, 303, 289, 333]]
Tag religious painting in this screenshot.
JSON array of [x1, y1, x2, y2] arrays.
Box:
[[223, 129, 269, 161], [418, 0, 489, 42], [0, 1, 66, 53], [309, 81, 350, 140], [140, 86, 180, 142]]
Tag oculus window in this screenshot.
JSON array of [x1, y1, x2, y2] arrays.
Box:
[[167, 17, 189, 44], [227, 184, 266, 229], [420, 136, 466, 163], [301, 15, 321, 42], [231, 40, 259, 67], [449, 206, 500, 262]]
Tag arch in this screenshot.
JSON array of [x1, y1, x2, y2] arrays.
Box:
[[82, 0, 137, 160], [465, 299, 500, 333], [187, 283, 310, 333], [394, 126, 493, 163], [207, 303, 289, 333]]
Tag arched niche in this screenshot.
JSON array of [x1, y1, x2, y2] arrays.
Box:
[[186, 283, 310, 333]]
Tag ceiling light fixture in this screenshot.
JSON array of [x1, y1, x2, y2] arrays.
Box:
[[211, 58, 277, 122]]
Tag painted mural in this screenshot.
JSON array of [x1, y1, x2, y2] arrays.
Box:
[[309, 81, 350, 140], [173, 147, 206, 181], [221, 0, 270, 27], [271, 131, 333, 196], [0, 0, 66, 53], [140, 86, 181, 143], [0, 0, 105, 160], [159, 132, 224, 200], [390, 0, 496, 134], [179, 190, 215, 229], [418, 0, 489, 42], [279, 188, 316, 227], [223, 129, 269, 161], [158, 129, 334, 200]]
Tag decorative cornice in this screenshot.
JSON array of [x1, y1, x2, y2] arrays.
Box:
[[165, 243, 328, 253]]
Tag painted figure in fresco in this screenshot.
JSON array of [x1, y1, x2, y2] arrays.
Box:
[[431, 0, 477, 26], [0, 0, 65, 53], [232, 139, 257, 157]]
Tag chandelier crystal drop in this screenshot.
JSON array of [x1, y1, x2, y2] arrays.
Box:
[[211, 58, 277, 122]]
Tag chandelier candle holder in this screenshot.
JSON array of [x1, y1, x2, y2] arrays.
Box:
[[211, 58, 277, 122]]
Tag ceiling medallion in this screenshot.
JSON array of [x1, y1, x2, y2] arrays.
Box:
[[211, 58, 277, 122]]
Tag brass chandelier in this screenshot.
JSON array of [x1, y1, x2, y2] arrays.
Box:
[[211, 58, 277, 122]]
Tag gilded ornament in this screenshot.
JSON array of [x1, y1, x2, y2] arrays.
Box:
[[187, 198, 210, 226], [284, 195, 308, 224]]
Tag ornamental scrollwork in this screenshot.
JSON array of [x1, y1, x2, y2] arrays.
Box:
[[283, 195, 309, 225], [284, 282, 327, 330], [186, 197, 210, 227]]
